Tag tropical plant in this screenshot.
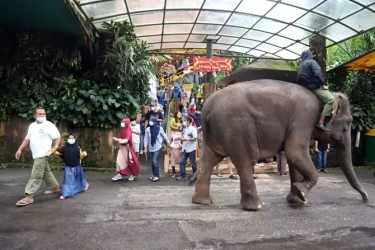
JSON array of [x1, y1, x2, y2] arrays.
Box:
[[101, 20, 154, 106], [327, 29, 375, 132], [12, 75, 139, 128], [0, 20, 152, 127]]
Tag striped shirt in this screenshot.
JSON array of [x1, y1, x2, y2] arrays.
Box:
[[144, 126, 170, 152]]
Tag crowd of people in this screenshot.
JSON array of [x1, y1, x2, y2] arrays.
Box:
[[13, 49, 332, 207], [13, 95, 330, 207]]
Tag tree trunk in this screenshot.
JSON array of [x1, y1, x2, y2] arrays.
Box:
[[309, 34, 327, 80]]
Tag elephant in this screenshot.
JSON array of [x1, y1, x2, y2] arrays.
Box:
[[189, 79, 369, 211]]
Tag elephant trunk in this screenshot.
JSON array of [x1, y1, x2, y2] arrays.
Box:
[[336, 134, 369, 201]]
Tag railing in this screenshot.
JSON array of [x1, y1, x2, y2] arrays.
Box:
[[160, 65, 194, 86], [163, 98, 173, 173]]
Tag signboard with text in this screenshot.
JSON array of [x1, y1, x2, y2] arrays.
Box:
[[193, 57, 232, 72]]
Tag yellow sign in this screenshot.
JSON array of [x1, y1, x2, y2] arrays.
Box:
[[183, 83, 193, 91]]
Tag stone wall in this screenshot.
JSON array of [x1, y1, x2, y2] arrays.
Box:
[[0, 116, 117, 169]]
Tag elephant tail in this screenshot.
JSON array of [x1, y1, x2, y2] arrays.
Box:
[[188, 167, 200, 186]]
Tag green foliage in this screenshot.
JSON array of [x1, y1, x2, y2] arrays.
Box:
[[11, 76, 139, 128], [101, 20, 154, 106], [327, 30, 375, 132], [0, 30, 81, 121], [351, 104, 375, 132], [0, 19, 153, 127]]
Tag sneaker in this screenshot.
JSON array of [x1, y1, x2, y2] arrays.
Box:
[[322, 169, 328, 173], [229, 174, 239, 180], [140, 151, 143, 155], [152, 177, 159, 182], [150, 176, 155, 180], [315, 123, 330, 132], [217, 173, 223, 177], [171, 174, 176, 178], [282, 173, 288, 176], [176, 176, 187, 181], [128, 175, 135, 181], [112, 174, 122, 181]]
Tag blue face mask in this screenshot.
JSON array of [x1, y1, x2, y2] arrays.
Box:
[[67, 139, 75, 145], [36, 117, 46, 123], [149, 121, 155, 126]]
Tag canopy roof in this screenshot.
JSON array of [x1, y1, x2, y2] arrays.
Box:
[[79, 0, 375, 60], [0, 0, 87, 45]]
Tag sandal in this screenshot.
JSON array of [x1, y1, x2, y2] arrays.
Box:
[[217, 173, 223, 177], [59, 196, 66, 200], [16, 197, 34, 207], [84, 183, 89, 191], [44, 187, 60, 195]]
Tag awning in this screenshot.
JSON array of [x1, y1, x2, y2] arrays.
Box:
[[77, 0, 375, 60], [334, 49, 375, 72]]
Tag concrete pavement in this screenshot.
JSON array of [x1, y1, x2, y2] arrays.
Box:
[[1, 163, 375, 250]]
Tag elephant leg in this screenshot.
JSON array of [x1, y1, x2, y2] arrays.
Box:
[[286, 166, 306, 204], [284, 135, 318, 203], [192, 144, 223, 205], [231, 157, 263, 211]]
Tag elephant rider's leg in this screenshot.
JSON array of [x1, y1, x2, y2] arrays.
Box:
[[313, 88, 334, 132], [284, 134, 318, 203], [192, 145, 223, 205]]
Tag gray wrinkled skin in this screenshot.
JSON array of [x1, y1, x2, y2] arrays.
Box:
[[190, 79, 368, 211]]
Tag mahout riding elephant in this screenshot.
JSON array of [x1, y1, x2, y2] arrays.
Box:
[[189, 79, 369, 211]]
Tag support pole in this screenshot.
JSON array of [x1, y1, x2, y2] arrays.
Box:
[[206, 39, 213, 83]]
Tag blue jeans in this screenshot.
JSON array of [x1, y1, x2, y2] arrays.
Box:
[[140, 134, 144, 151], [179, 150, 197, 178], [317, 150, 327, 170], [150, 149, 161, 177]]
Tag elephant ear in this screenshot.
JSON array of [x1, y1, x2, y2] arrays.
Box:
[[330, 94, 344, 123]]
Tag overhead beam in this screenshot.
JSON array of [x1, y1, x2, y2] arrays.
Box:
[[146, 52, 296, 61]]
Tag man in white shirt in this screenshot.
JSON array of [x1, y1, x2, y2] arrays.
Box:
[[176, 116, 197, 181], [14, 107, 61, 207]]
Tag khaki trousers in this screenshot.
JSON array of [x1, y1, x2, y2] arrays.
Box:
[[313, 88, 334, 117], [25, 156, 59, 196]]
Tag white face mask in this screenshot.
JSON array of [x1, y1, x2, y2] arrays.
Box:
[[120, 123, 125, 128], [151, 107, 156, 111], [36, 117, 46, 123], [183, 121, 187, 127], [131, 121, 136, 126], [149, 121, 155, 126], [67, 139, 76, 145]]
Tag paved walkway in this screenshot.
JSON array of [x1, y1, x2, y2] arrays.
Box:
[[1, 164, 375, 250]]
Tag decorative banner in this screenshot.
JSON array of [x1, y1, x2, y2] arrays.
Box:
[[193, 57, 232, 72]]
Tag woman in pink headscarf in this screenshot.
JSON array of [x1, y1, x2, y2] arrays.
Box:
[[112, 118, 140, 181]]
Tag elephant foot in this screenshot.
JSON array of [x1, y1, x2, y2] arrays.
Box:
[[291, 182, 309, 202], [240, 197, 264, 211], [287, 191, 307, 204], [192, 193, 213, 205]]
